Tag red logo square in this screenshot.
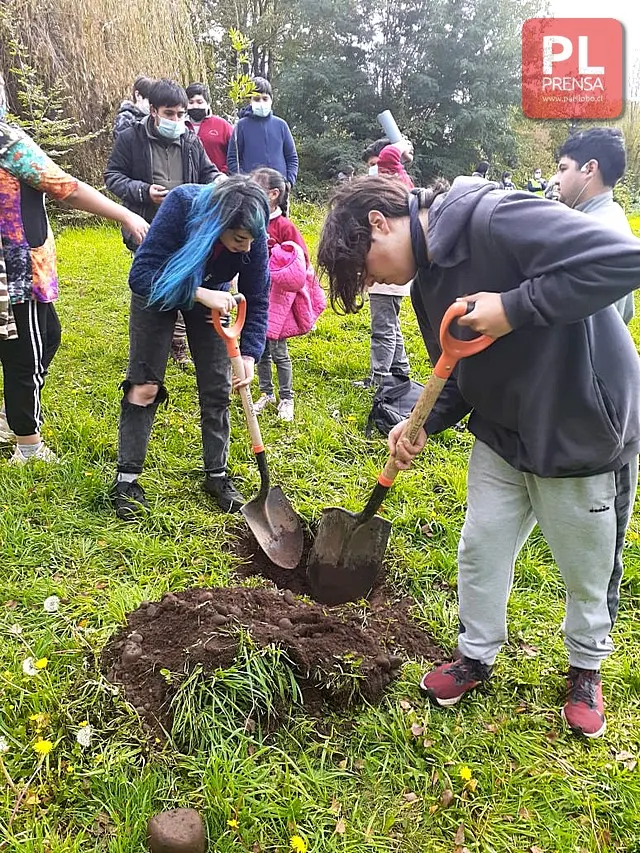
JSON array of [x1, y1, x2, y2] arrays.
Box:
[[522, 18, 623, 119]]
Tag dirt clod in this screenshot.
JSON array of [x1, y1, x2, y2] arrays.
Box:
[[147, 808, 206, 853]]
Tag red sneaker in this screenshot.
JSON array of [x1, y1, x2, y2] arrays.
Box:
[[420, 657, 491, 707], [561, 667, 606, 738]]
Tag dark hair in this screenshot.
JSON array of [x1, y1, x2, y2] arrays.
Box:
[[475, 161, 489, 176], [132, 75, 154, 101], [149, 78, 188, 110], [148, 175, 269, 310], [557, 127, 626, 187], [251, 76, 272, 97], [186, 82, 210, 102], [251, 167, 287, 209], [501, 171, 511, 180], [317, 176, 449, 314], [362, 138, 391, 163]]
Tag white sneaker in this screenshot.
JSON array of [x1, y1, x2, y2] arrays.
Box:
[[0, 413, 16, 444], [253, 393, 276, 414], [277, 399, 294, 422], [9, 442, 59, 465]]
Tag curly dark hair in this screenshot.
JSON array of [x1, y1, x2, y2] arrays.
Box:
[[317, 176, 448, 314]]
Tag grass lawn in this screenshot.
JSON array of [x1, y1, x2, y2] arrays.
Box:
[[0, 207, 640, 852]]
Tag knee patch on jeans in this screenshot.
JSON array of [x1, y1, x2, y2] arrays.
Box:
[[120, 379, 169, 407]]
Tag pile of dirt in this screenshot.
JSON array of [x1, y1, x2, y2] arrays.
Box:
[[102, 531, 443, 737]]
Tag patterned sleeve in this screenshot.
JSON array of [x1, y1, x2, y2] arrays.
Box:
[[0, 124, 78, 200]]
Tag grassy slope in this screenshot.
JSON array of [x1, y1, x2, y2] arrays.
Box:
[[0, 208, 639, 852]]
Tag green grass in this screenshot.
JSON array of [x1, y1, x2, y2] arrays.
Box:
[[0, 210, 640, 852]]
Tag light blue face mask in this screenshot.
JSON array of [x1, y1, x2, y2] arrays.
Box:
[[251, 101, 272, 118], [156, 116, 186, 140]]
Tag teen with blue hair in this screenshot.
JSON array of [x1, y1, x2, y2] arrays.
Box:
[[110, 174, 271, 519]]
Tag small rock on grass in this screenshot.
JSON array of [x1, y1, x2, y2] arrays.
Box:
[[148, 809, 206, 853]]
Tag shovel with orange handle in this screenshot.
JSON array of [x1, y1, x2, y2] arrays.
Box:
[[307, 300, 495, 605], [211, 294, 304, 570]]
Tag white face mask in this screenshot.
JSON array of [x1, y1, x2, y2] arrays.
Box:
[[251, 100, 272, 118], [156, 116, 186, 140], [368, 164, 378, 176]]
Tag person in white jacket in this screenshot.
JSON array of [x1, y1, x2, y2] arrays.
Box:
[[352, 281, 412, 388]]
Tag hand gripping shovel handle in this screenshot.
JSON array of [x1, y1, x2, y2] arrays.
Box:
[[210, 294, 264, 456], [372, 300, 494, 500]]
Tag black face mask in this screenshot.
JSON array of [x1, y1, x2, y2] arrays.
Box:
[[188, 108, 207, 123]]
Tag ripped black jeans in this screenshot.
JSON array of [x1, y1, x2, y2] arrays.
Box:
[[117, 292, 232, 475]]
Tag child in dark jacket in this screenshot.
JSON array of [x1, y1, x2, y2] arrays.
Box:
[[250, 167, 326, 422], [110, 176, 270, 519], [318, 174, 640, 740]]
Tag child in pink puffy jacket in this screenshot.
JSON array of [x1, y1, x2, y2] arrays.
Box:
[[251, 167, 326, 421]]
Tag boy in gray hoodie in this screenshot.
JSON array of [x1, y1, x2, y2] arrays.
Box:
[[317, 174, 640, 739]]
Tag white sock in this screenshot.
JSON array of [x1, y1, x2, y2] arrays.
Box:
[[116, 472, 138, 484], [17, 442, 42, 458]]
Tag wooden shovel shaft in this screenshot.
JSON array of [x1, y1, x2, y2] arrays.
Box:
[[230, 354, 264, 454], [379, 372, 447, 484]]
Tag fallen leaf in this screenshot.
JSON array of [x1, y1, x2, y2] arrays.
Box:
[[545, 730, 559, 743], [530, 846, 544, 853], [329, 798, 341, 814], [338, 759, 348, 770], [334, 817, 346, 835], [410, 723, 424, 738], [599, 830, 612, 846], [421, 523, 434, 537], [403, 792, 418, 803], [519, 642, 539, 657], [519, 807, 531, 820], [4, 600, 17, 609], [454, 822, 465, 845], [483, 723, 498, 733], [354, 759, 365, 770], [615, 750, 637, 771], [428, 804, 438, 815], [399, 700, 412, 711], [464, 778, 478, 793], [95, 582, 107, 590], [440, 789, 454, 808], [423, 738, 434, 748]]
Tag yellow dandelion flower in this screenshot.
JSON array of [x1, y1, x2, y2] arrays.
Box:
[[34, 658, 48, 670], [33, 739, 53, 756], [227, 819, 239, 829], [459, 765, 473, 782], [290, 835, 307, 853]]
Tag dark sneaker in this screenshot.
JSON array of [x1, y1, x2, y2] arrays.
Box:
[[110, 479, 149, 521], [561, 667, 606, 738], [204, 474, 245, 513], [170, 339, 192, 368], [420, 656, 492, 707]]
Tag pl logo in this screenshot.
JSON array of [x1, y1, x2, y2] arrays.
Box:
[[522, 18, 623, 119]]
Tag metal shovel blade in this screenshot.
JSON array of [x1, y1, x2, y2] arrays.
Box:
[[307, 507, 392, 605], [241, 485, 304, 570]]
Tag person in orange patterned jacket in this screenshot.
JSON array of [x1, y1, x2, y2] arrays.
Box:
[[0, 74, 148, 463]]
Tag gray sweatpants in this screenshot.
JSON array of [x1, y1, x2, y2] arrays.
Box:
[[457, 440, 637, 670], [257, 339, 293, 401], [369, 294, 410, 383]]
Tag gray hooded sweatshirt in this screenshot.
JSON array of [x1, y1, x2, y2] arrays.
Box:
[[411, 177, 640, 478]]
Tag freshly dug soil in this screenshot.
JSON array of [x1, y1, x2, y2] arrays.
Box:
[[102, 531, 442, 737]]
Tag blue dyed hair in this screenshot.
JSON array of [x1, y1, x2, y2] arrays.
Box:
[[148, 175, 269, 310]]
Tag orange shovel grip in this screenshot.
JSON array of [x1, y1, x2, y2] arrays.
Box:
[[211, 294, 247, 358]]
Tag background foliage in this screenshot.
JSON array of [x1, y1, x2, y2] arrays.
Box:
[[2, 0, 639, 203]]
